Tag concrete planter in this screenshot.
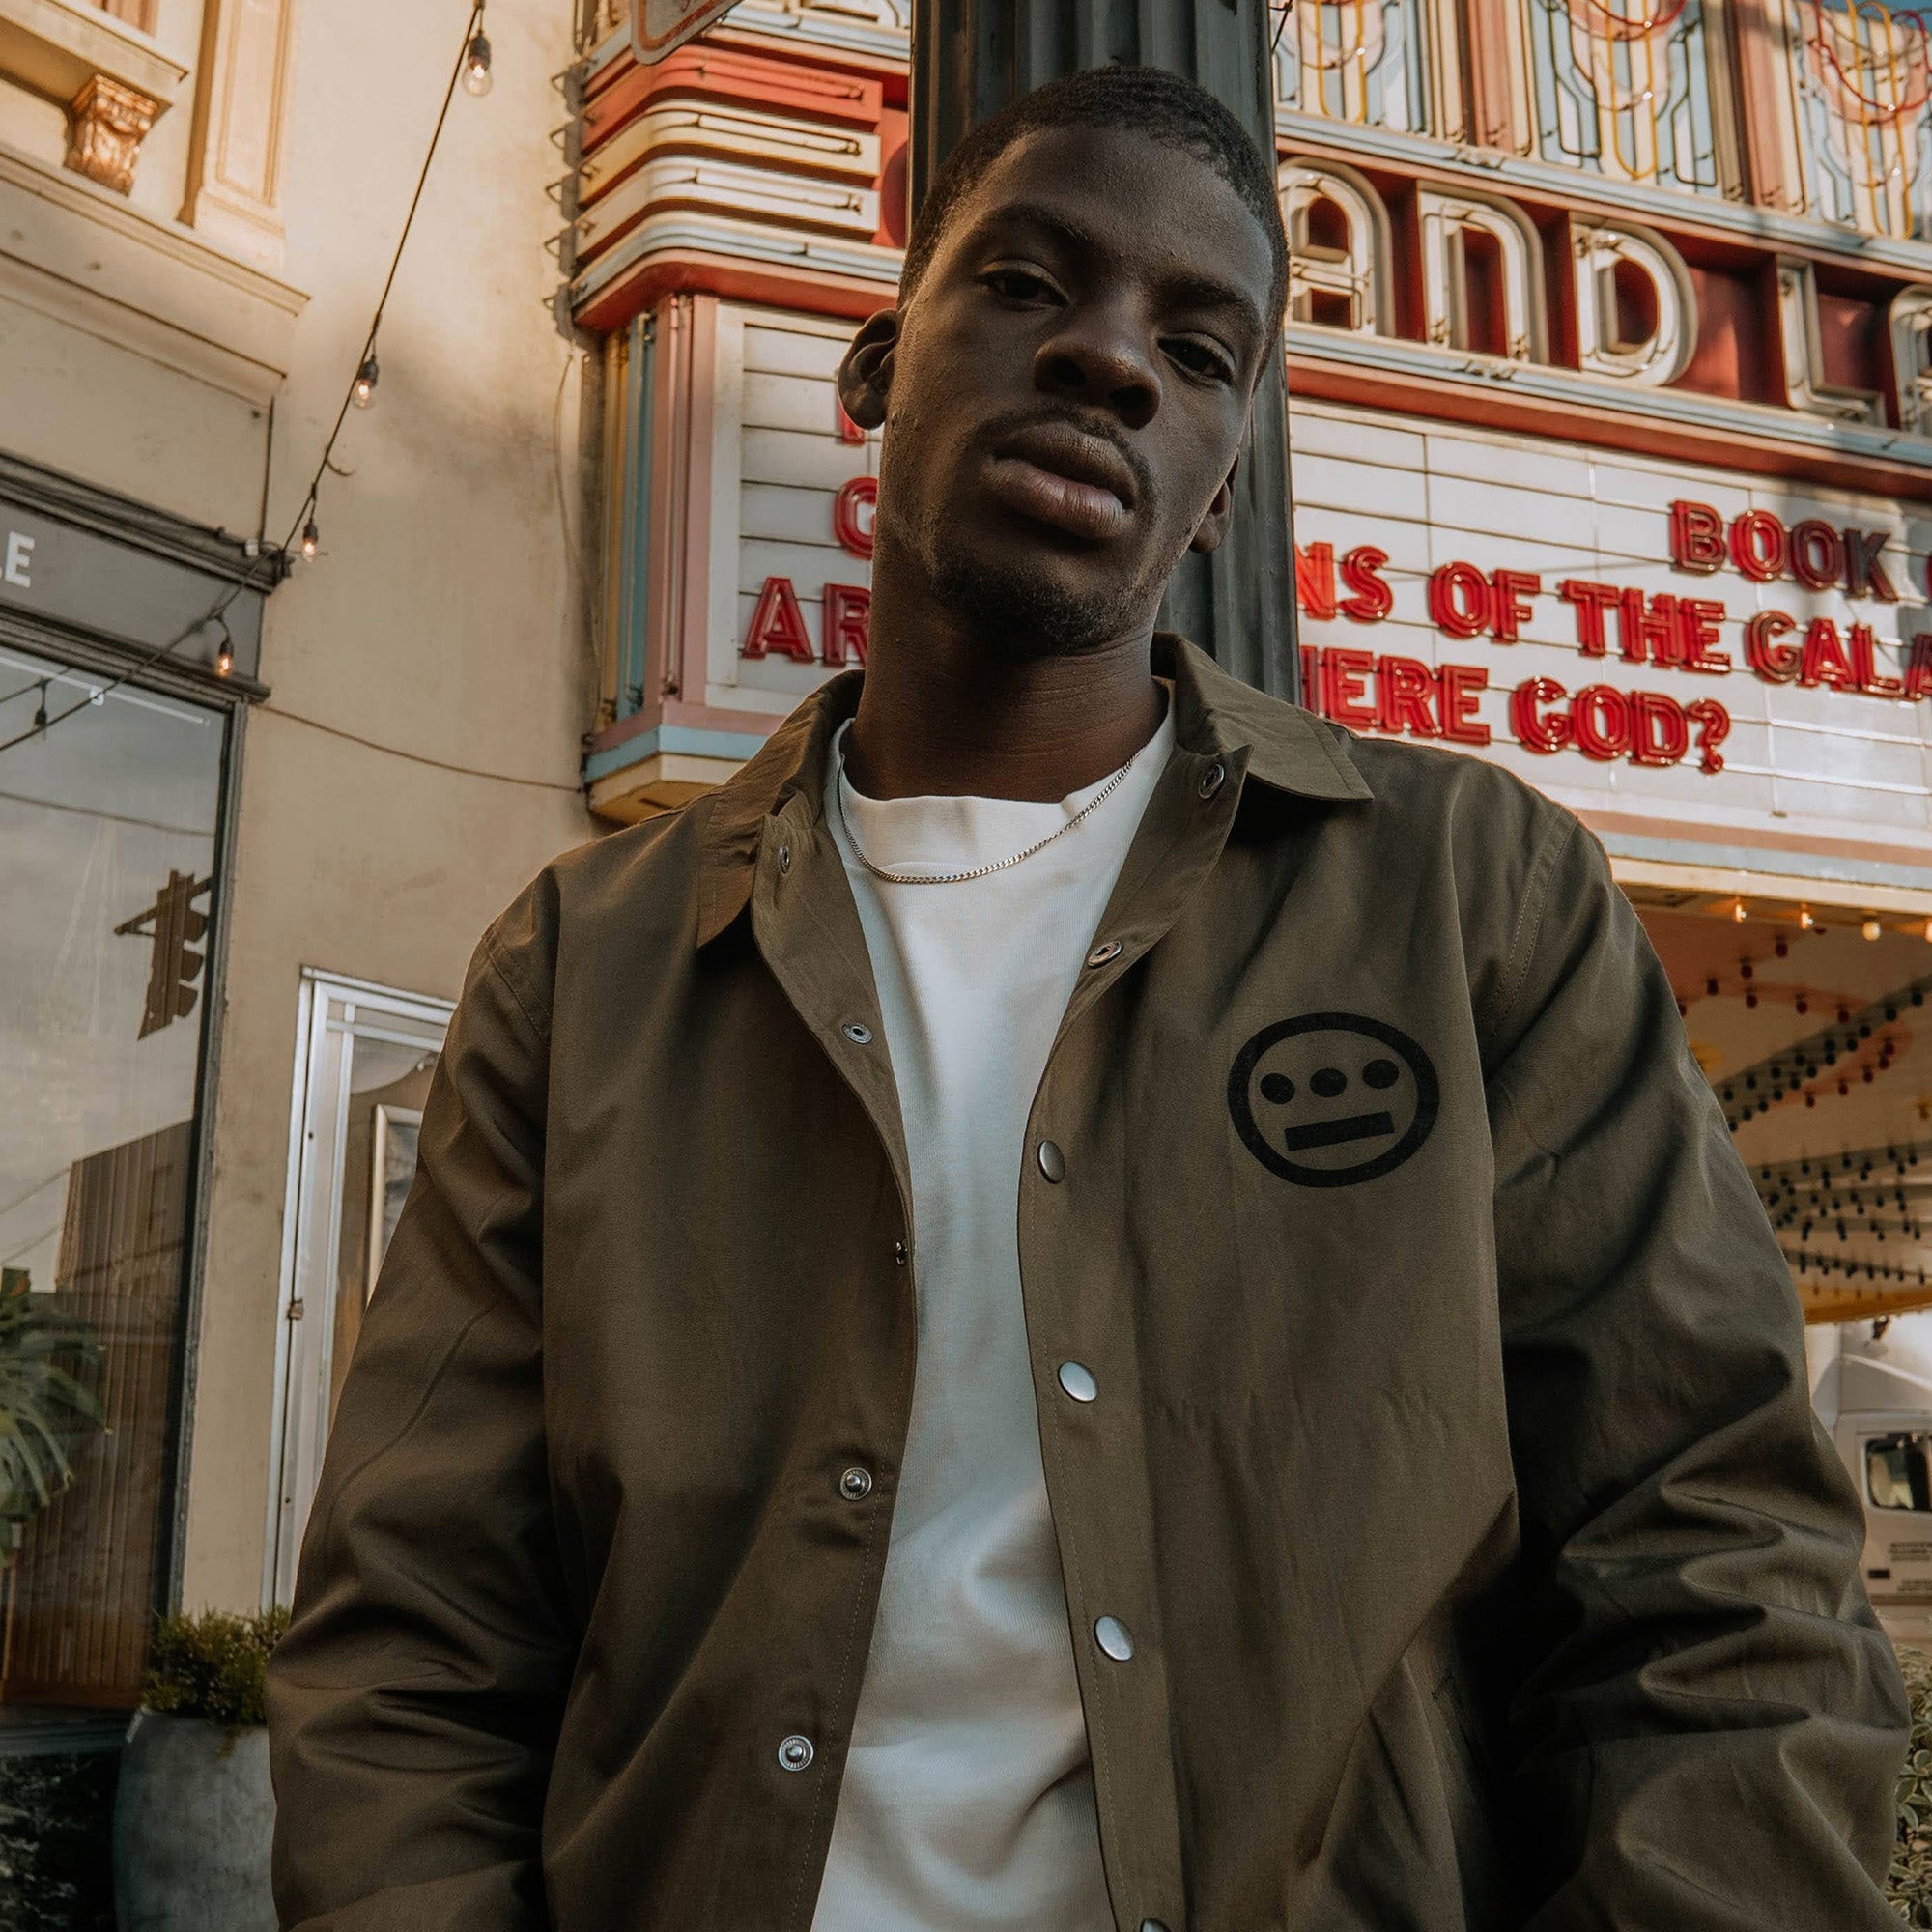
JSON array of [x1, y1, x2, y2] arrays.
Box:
[[112, 1712, 275, 1932]]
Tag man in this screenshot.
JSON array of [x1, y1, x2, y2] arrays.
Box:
[[268, 64, 1908, 1932]]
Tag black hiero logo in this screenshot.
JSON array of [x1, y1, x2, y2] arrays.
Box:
[[1228, 1012, 1440, 1188]]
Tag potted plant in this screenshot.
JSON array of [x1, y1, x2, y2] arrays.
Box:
[[1894, 1645, 1932, 1926], [112, 1606, 290, 1932], [0, 1265, 104, 1559]]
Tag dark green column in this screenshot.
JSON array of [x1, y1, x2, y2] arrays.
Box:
[[908, 0, 1301, 701]]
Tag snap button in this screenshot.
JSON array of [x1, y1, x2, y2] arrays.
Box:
[[777, 843, 792, 874], [841, 1021, 872, 1044], [1086, 939, 1122, 968], [1197, 760, 1226, 799], [839, 1465, 873, 1500], [1141, 1920, 1171, 1932], [894, 1239, 908, 1266], [1094, 1615, 1134, 1662], [778, 1733, 814, 1772], [1037, 1139, 1065, 1183], [1058, 1360, 1097, 1403]]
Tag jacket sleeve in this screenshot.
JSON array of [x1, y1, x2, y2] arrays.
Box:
[[268, 894, 572, 1932], [1483, 811, 1908, 1928]]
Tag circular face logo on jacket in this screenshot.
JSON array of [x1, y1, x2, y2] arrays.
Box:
[[1227, 1013, 1439, 1188]]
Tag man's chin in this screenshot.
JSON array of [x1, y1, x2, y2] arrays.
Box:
[[928, 553, 1135, 661]]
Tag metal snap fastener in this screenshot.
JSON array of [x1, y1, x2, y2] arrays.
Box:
[[1094, 1615, 1134, 1662], [778, 1733, 814, 1771], [1141, 1920, 1171, 1932], [1086, 939, 1122, 968], [1057, 1361, 1097, 1403], [1037, 1139, 1065, 1183], [894, 1239, 908, 1266], [839, 1465, 873, 1500], [1197, 760, 1226, 800], [777, 843, 792, 874], [841, 1020, 872, 1044]]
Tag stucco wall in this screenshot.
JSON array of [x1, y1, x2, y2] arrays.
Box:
[[181, 0, 598, 1612]]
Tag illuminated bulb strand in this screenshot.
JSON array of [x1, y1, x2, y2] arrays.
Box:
[[1719, 970, 1932, 1130], [1751, 1134, 1932, 1185], [1752, 1138, 1932, 1246], [0, 1, 490, 760], [1783, 1249, 1931, 1288]]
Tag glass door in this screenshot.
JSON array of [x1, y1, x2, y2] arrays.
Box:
[[266, 972, 450, 1606]]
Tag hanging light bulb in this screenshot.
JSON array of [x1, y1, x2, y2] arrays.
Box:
[[300, 516, 320, 563], [1863, 916, 1884, 941], [352, 353, 380, 408], [463, 24, 493, 96]]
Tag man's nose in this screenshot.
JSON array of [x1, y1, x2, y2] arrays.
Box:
[[1033, 301, 1159, 429]]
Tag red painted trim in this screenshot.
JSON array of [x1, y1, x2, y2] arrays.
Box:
[[576, 249, 888, 334], [711, 23, 913, 91], [584, 43, 882, 154], [1284, 353, 1932, 503], [1278, 128, 1880, 280]]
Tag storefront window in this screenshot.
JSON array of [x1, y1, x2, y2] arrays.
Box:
[[267, 974, 448, 1605], [0, 643, 227, 1717]]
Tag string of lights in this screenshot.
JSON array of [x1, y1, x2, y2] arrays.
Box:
[[0, 1, 495, 764], [1755, 1138, 1932, 1257], [1783, 1248, 1931, 1289], [1719, 969, 1932, 1128]]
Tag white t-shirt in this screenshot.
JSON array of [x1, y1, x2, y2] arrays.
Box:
[[810, 696, 1176, 1932]]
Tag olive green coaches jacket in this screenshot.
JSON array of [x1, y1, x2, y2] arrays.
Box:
[[268, 635, 1907, 1932]]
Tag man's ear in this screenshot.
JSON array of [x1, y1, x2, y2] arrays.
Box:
[[838, 308, 900, 430], [1188, 450, 1238, 554]]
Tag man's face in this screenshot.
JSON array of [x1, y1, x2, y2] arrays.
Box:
[[840, 124, 1276, 657]]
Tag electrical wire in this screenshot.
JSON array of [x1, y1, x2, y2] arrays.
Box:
[[258, 702, 582, 793], [0, 0, 487, 766]]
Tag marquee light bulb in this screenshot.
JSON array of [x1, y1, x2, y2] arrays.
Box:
[[463, 29, 493, 96], [352, 354, 379, 408], [1799, 904, 1815, 930], [1863, 916, 1884, 941], [1923, 917, 1932, 943], [300, 517, 320, 562], [1731, 897, 1748, 923]]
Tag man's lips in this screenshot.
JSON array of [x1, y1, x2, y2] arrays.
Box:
[[983, 423, 1137, 541]]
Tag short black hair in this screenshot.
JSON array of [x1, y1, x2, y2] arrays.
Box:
[[899, 64, 1288, 360]]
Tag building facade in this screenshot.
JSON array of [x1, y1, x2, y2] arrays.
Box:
[[0, 0, 596, 1906], [5, 0, 1932, 1908], [567, 0, 1932, 1337]]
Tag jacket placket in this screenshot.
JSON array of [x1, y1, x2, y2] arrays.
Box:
[[1013, 743, 1251, 1932], [745, 782, 921, 1930]]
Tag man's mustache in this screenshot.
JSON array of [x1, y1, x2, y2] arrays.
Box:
[[973, 406, 1156, 515]]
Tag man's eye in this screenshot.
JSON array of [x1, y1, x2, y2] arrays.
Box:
[[1167, 339, 1233, 383], [983, 269, 1054, 302]]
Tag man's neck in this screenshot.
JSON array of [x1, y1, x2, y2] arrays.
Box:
[[841, 557, 1167, 804]]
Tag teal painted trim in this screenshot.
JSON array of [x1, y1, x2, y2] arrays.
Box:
[[584, 722, 773, 785], [616, 314, 655, 721], [1599, 829, 1932, 895]]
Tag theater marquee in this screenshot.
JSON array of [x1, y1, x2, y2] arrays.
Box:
[[587, 298, 1932, 906]]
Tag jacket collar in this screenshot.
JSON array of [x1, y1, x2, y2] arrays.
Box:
[[694, 634, 1370, 946]]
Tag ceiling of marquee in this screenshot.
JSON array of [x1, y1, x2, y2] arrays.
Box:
[[1639, 899, 1932, 1323]]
